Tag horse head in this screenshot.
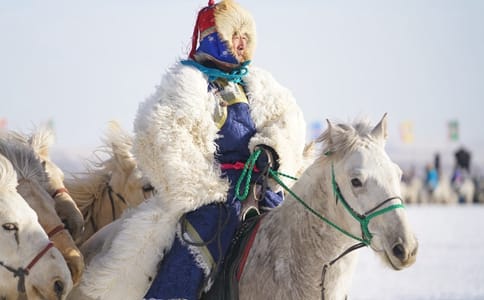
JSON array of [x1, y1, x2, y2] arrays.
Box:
[[0, 138, 85, 286], [320, 113, 418, 270], [0, 153, 73, 299], [66, 121, 154, 246]]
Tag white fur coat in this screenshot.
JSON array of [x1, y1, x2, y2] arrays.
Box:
[[75, 62, 307, 299]]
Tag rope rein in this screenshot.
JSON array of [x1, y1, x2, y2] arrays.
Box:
[[269, 169, 369, 244], [235, 149, 261, 201], [319, 242, 367, 300]]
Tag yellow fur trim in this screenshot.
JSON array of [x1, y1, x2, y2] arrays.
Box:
[[214, 0, 256, 61]]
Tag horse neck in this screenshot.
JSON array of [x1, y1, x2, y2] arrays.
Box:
[[256, 158, 361, 288], [289, 159, 358, 246]]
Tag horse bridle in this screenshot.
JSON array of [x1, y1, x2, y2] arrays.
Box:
[[330, 164, 405, 244], [0, 241, 54, 298], [318, 165, 405, 300], [106, 183, 128, 222]]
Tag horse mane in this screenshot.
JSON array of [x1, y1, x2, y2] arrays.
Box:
[[103, 120, 135, 165], [3, 124, 55, 159], [28, 125, 56, 158], [316, 117, 376, 160], [0, 138, 48, 187], [66, 121, 134, 211], [66, 152, 111, 211], [0, 154, 18, 191]]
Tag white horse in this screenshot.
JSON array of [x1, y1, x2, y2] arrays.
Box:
[[0, 153, 73, 299], [69, 114, 418, 299]]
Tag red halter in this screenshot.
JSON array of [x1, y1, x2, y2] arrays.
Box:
[[0, 241, 55, 294]]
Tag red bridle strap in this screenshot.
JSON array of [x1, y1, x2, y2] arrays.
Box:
[[52, 187, 69, 198], [47, 224, 65, 239], [25, 242, 54, 272]]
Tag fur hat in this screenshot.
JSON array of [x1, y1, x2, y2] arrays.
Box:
[[189, 0, 256, 70]]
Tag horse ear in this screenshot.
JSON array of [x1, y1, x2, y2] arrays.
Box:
[[322, 118, 346, 153], [29, 126, 55, 158], [371, 113, 388, 142]]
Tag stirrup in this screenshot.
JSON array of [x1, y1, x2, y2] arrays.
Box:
[[241, 206, 260, 221], [240, 184, 262, 221]]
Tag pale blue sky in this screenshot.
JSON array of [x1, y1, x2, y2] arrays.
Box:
[[1, 0, 483, 169]]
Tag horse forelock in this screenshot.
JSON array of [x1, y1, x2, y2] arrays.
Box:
[[318, 118, 376, 159], [0, 139, 48, 187], [0, 154, 18, 191], [28, 125, 55, 158]]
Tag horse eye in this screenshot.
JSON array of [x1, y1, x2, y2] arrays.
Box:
[[351, 178, 362, 188], [142, 183, 154, 192], [2, 223, 18, 231]]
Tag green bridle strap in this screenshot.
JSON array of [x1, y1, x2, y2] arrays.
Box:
[[330, 163, 405, 243], [269, 169, 367, 244]]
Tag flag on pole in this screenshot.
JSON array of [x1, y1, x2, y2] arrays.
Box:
[[448, 120, 459, 141], [0, 118, 7, 131], [400, 120, 414, 144], [47, 118, 55, 130], [310, 120, 323, 140]]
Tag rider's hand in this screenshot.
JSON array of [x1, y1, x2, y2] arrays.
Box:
[[254, 144, 280, 172]]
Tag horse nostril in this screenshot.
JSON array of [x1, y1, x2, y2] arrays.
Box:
[[392, 243, 407, 261], [54, 280, 65, 296]]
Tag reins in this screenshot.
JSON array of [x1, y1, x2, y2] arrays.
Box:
[[319, 242, 366, 300], [0, 241, 54, 298]]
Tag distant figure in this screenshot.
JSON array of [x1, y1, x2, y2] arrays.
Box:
[[425, 162, 439, 194], [434, 152, 441, 176], [452, 147, 472, 203], [455, 147, 471, 172]]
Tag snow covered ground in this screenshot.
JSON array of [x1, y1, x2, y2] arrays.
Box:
[[350, 204, 484, 300]]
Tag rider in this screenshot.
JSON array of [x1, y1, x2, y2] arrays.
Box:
[[133, 0, 307, 299]]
